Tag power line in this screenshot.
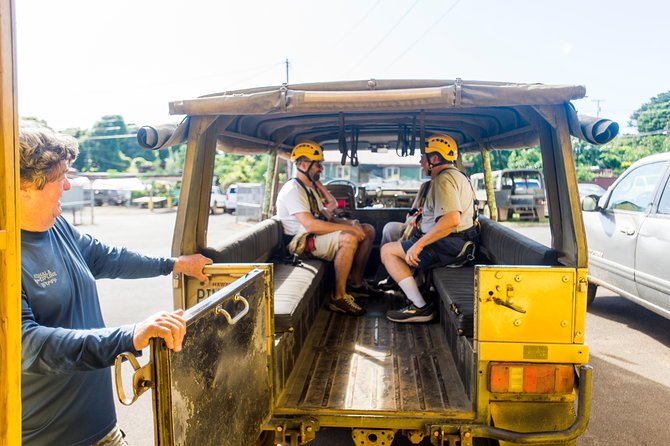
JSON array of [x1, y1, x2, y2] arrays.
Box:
[[330, 0, 384, 50], [386, 0, 463, 70], [348, 0, 423, 74]]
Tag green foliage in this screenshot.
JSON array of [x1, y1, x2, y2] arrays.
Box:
[[463, 149, 511, 174], [214, 152, 269, 186], [507, 147, 542, 169], [631, 91, 670, 133]]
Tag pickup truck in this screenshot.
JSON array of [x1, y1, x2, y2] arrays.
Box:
[[471, 169, 547, 221]]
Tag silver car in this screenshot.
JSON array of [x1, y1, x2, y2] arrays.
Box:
[[582, 152, 670, 319]]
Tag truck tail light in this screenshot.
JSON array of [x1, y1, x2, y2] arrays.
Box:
[[489, 363, 574, 394]]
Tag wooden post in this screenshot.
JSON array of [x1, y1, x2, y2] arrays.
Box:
[[481, 147, 498, 221], [0, 0, 22, 442], [262, 149, 278, 220]]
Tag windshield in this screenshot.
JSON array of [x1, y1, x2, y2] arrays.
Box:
[[321, 149, 426, 191]]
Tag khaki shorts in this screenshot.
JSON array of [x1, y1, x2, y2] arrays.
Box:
[[288, 230, 341, 261]]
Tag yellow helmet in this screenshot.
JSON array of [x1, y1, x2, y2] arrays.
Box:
[[291, 141, 324, 162], [425, 134, 458, 162]]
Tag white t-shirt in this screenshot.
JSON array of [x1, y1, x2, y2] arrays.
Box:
[[276, 179, 324, 236], [421, 167, 475, 234]]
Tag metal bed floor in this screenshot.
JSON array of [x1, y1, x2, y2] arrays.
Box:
[[277, 295, 470, 413]]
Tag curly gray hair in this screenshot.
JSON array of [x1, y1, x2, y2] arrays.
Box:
[[19, 128, 79, 190]]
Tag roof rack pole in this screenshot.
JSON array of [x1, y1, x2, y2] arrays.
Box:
[[480, 146, 498, 221], [419, 110, 426, 154]]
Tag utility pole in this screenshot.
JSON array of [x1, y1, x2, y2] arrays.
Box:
[[285, 58, 290, 85], [592, 98, 605, 118]]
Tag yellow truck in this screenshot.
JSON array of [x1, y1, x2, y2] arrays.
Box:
[[113, 79, 619, 445]]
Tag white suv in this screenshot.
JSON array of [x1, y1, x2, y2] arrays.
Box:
[[582, 152, 670, 319]]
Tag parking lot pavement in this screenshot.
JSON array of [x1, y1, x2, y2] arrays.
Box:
[[62, 206, 249, 445]]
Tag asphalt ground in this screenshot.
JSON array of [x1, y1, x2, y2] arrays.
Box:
[[60, 207, 670, 445]]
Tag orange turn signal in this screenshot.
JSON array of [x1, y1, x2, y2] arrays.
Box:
[[489, 363, 575, 394]]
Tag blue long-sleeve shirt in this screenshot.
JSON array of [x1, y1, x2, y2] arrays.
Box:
[[21, 217, 175, 446]]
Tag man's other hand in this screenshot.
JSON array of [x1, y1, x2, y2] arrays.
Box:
[[133, 310, 187, 352], [173, 253, 213, 282]]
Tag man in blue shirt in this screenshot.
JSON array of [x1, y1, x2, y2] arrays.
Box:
[[19, 128, 212, 445]]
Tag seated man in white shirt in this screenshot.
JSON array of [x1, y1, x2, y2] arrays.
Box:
[[275, 141, 377, 316]]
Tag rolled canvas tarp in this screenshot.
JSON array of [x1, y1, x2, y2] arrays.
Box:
[[566, 103, 619, 145], [137, 118, 190, 150]]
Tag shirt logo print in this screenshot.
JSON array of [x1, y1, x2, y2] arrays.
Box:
[[33, 270, 58, 288]]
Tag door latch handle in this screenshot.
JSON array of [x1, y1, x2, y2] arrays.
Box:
[[620, 227, 636, 236], [216, 294, 250, 325], [492, 296, 527, 313], [114, 352, 153, 406]]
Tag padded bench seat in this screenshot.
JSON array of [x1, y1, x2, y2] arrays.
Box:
[[433, 217, 558, 338], [274, 260, 326, 332], [202, 218, 329, 333]]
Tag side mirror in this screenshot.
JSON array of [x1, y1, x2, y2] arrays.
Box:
[[581, 194, 601, 212]]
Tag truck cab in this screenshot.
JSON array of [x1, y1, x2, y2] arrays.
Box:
[[120, 79, 618, 445], [471, 169, 547, 221]]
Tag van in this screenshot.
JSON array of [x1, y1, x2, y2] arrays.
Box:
[[470, 169, 547, 221], [126, 79, 618, 445]]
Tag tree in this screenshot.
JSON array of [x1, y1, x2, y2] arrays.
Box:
[[630, 91, 670, 133], [75, 115, 129, 171], [214, 152, 269, 186]]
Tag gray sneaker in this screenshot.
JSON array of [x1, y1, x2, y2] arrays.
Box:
[[329, 294, 365, 316], [386, 302, 434, 323]]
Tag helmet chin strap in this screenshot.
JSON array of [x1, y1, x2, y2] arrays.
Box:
[[297, 161, 317, 184]]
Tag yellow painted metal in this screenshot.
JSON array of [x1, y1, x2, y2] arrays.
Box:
[[490, 401, 577, 446], [476, 266, 584, 345], [479, 342, 589, 364], [0, 0, 21, 442]]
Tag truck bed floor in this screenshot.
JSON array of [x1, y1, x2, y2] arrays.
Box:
[[277, 295, 470, 413]]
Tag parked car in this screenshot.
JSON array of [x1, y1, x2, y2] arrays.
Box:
[[209, 188, 226, 214], [582, 152, 670, 319], [577, 182, 606, 198], [223, 184, 237, 213], [94, 189, 129, 206], [470, 169, 546, 220]]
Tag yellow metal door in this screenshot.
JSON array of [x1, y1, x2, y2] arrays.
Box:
[[151, 266, 274, 445], [0, 0, 21, 443]]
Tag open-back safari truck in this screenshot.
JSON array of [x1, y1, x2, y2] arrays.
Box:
[[119, 79, 617, 445]]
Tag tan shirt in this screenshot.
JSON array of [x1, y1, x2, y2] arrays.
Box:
[[420, 167, 475, 234]]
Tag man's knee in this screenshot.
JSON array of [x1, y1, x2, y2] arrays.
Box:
[[338, 231, 358, 251], [362, 223, 375, 239], [381, 241, 403, 264]]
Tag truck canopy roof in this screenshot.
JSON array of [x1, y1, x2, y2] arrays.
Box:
[[137, 79, 618, 155]]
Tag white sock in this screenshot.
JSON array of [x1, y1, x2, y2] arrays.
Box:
[[398, 277, 426, 308]]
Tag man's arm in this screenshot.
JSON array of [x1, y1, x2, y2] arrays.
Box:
[[21, 294, 187, 375], [294, 211, 366, 241], [404, 211, 460, 267], [313, 180, 338, 214]]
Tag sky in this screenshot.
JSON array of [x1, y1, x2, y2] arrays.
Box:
[[15, 0, 670, 134]]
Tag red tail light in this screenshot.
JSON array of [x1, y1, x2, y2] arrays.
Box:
[[489, 363, 574, 394]]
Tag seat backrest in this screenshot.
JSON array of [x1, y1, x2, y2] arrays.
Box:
[[479, 216, 558, 265], [202, 217, 283, 263]]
